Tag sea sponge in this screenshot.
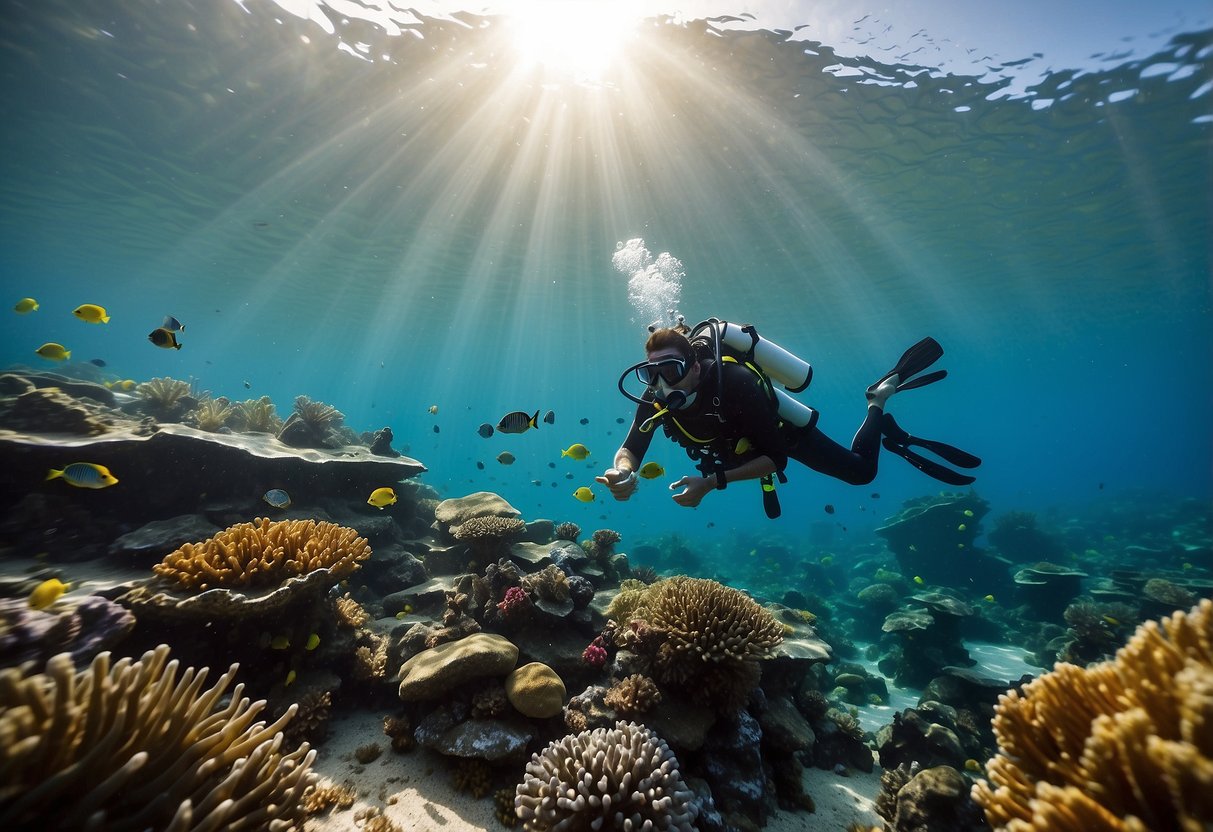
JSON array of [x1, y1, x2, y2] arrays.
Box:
[[0, 644, 316, 829], [604, 673, 662, 717], [972, 598, 1213, 831], [515, 721, 698, 832], [647, 576, 784, 712], [152, 517, 371, 591]]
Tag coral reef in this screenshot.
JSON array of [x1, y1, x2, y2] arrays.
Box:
[[135, 376, 195, 418], [232, 395, 283, 433], [988, 510, 1065, 562], [192, 395, 233, 432], [553, 521, 581, 542], [505, 662, 567, 719], [603, 673, 662, 716], [973, 599, 1213, 831], [451, 515, 527, 559], [647, 576, 784, 712], [451, 758, 493, 799], [515, 721, 699, 832], [152, 517, 372, 591], [304, 782, 357, 814], [0, 644, 316, 829], [335, 593, 370, 628], [521, 564, 573, 617], [0, 386, 110, 435], [278, 395, 346, 448]]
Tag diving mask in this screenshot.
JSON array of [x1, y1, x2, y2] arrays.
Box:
[[617, 356, 697, 410], [634, 357, 690, 386]]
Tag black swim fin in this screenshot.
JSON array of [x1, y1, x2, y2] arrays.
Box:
[[871, 337, 946, 393], [881, 413, 981, 485]]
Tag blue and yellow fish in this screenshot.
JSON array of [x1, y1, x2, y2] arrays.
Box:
[[46, 463, 118, 489]]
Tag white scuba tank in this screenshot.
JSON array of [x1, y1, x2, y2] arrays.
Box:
[[773, 387, 816, 427], [716, 321, 813, 392]]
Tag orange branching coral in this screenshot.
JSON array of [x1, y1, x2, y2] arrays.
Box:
[[153, 517, 371, 591], [335, 593, 370, 628], [973, 599, 1213, 831]]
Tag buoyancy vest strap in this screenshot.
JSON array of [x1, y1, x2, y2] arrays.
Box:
[[640, 402, 718, 445]]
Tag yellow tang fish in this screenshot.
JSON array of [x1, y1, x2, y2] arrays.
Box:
[[36, 342, 70, 361], [46, 463, 118, 489], [572, 486, 595, 502], [638, 462, 665, 479], [29, 578, 70, 610], [367, 487, 397, 509], [305, 633, 320, 651], [73, 303, 110, 324], [561, 444, 590, 461], [14, 297, 38, 314], [119, 379, 137, 391]]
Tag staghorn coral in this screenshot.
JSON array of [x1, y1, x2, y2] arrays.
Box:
[[604, 673, 662, 717], [335, 593, 370, 628], [353, 635, 389, 681], [553, 522, 581, 542], [233, 396, 283, 433], [136, 376, 193, 416], [0, 644, 316, 830], [973, 598, 1213, 831], [647, 576, 784, 712], [515, 721, 698, 832], [152, 517, 371, 591]]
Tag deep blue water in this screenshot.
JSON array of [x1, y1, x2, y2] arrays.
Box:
[[1, 0, 1210, 549]]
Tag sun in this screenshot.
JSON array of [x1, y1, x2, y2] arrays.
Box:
[[505, 0, 640, 81]]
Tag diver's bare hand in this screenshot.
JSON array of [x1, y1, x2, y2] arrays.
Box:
[[670, 476, 712, 508], [595, 468, 638, 501]]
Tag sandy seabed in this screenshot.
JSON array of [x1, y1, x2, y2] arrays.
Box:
[[306, 709, 885, 832]]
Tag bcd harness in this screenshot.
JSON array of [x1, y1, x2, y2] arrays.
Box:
[[639, 327, 792, 519]]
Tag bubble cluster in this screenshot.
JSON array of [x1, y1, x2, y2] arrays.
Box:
[[612, 238, 684, 329]]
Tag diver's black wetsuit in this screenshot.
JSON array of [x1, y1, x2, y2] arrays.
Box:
[[621, 359, 884, 485]]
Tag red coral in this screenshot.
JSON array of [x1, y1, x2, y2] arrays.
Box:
[[496, 585, 531, 618], [581, 636, 608, 669]]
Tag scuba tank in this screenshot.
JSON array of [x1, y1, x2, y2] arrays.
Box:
[[689, 319, 816, 427]]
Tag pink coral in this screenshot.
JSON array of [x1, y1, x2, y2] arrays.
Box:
[[496, 585, 531, 618], [581, 637, 608, 669]]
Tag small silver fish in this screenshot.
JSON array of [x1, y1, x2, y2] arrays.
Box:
[[262, 489, 291, 509]]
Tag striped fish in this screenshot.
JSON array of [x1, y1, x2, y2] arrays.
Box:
[[46, 463, 119, 489], [496, 410, 539, 434]]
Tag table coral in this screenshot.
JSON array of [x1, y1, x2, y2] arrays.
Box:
[[973, 598, 1213, 831], [515, 721, 698, 832], [0, 644, 316, 830], [152, 516, 371, 591]]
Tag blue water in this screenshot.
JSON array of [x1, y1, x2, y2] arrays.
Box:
[[1, 0, 1210, 548]]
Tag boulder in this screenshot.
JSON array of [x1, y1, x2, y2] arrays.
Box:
[[398, 633, 518, 701]]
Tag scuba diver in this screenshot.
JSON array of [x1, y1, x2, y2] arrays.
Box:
[[596, 318, 981, 518]]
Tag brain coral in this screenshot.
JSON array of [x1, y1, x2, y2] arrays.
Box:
[[647, 576, 784, 712], [515, 721, 698, 832], [973, 598, 1213, 831], [0, 644, 316, 830], [152, 517, 371, 591]]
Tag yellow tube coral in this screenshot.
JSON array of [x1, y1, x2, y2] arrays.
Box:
[[153, 517, 371, 591], [973, 598, 1213, 831], [0, 644, 316, 830]]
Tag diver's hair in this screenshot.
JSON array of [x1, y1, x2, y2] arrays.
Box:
[[645, 328, 695, 361]]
